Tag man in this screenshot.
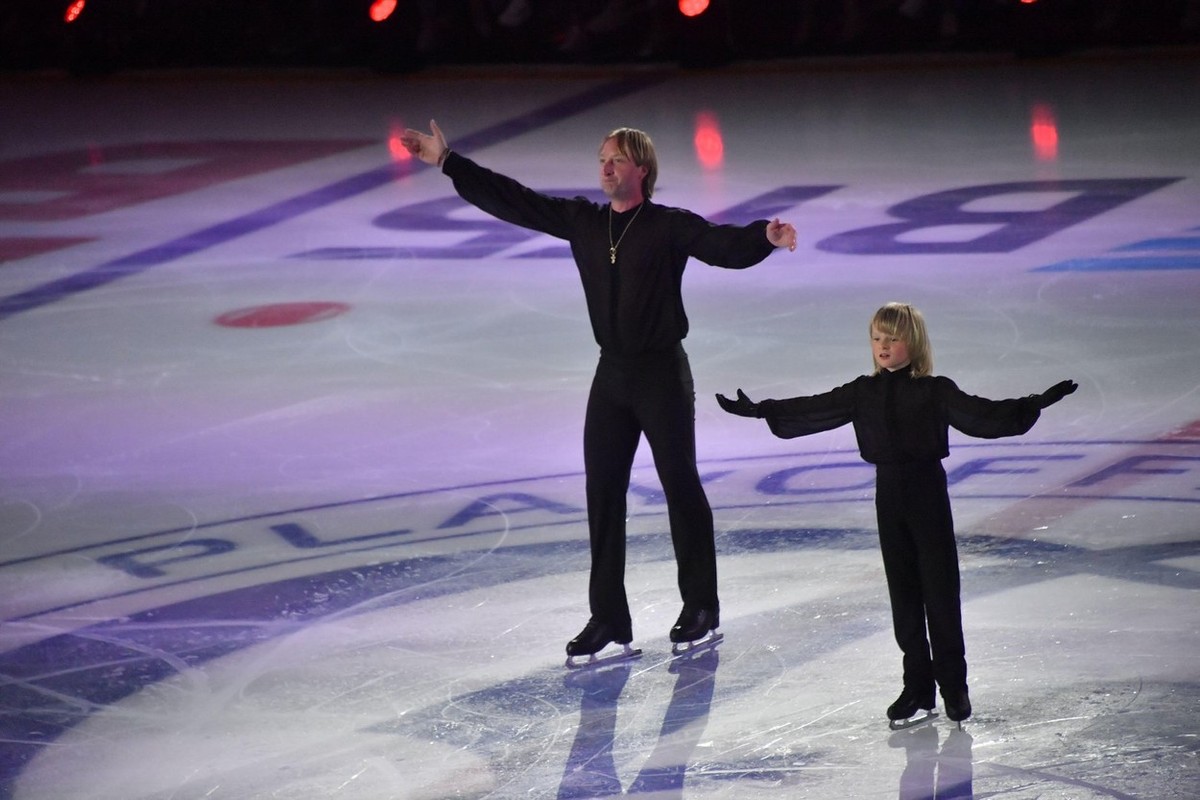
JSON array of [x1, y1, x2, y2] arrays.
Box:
[[400, 120, 797, 661]]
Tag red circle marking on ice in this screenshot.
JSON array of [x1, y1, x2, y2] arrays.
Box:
[[215, 301, 352, 328]]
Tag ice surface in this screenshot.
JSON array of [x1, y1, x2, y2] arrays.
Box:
[[1, 52, 1197, 798]]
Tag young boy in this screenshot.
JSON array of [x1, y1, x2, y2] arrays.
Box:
[[717, 302, 1076, 727]]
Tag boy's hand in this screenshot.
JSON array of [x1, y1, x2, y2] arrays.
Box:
[[717, 389, 761, 417], [1036, 379, 1078, 409], [766, 218, 797, 251]]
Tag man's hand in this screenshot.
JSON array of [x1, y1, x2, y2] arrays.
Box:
[[400, 119, 449, 167], [766, 218, 797, 252]]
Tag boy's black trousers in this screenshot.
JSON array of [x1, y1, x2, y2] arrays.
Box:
[[875, 460, 968, 696]]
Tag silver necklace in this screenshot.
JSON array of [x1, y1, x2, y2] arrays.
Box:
[[608, 203, 643, 264]]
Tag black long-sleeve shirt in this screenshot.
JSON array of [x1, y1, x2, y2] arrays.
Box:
[[442, 151, 777, 356], [757, 366, 1042, 465]]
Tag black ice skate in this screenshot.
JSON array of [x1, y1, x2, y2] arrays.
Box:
[[565, 619, 642, 669], [887, 687, 938, 730], [668, 607, 722, 655], [941, 686, 971, 728]]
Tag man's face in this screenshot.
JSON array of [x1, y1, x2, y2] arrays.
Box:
[[598, 138, 647, 204]]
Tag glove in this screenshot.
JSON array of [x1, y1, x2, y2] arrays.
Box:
[[716, 389, 761, 418], [1034, 379, 1077, 409]]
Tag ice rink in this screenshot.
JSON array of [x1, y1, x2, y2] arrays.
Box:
[[1, 49, 1198, 799]]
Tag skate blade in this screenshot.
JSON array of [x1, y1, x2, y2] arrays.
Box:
[[565, 644, 642, 670], [888, 709, 939, 730], [670, 631, 723, 656]]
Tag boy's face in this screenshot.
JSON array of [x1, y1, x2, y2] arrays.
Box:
[[871, 326, 911, 371]]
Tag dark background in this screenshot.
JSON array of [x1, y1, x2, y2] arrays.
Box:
[[2, 0, 1197, 76]]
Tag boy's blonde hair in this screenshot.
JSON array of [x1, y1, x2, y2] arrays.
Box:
[[870, 302, 933, 377], [603, 127, 658, 199]]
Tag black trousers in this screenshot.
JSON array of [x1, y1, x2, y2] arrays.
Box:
[[582, 346, 718, 632], [875, 460, 968, 695]]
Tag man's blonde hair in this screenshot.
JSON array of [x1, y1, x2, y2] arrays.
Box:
[[870, 302, 933, 377], [603, 127, 657, 199]]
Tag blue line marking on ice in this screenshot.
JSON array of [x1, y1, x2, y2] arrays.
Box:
[[1033, 255, 1200, 271]]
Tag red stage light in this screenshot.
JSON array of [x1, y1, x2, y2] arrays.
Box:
[[64, 0, 86, 23], [678, 0, 710, 18], [369, 0, 397, 23], [1030, 103, 1059, 162], [693, 111, 724, 170]]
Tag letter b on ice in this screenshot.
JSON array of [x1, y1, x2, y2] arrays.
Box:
[[817, 178, 1180, 254]]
